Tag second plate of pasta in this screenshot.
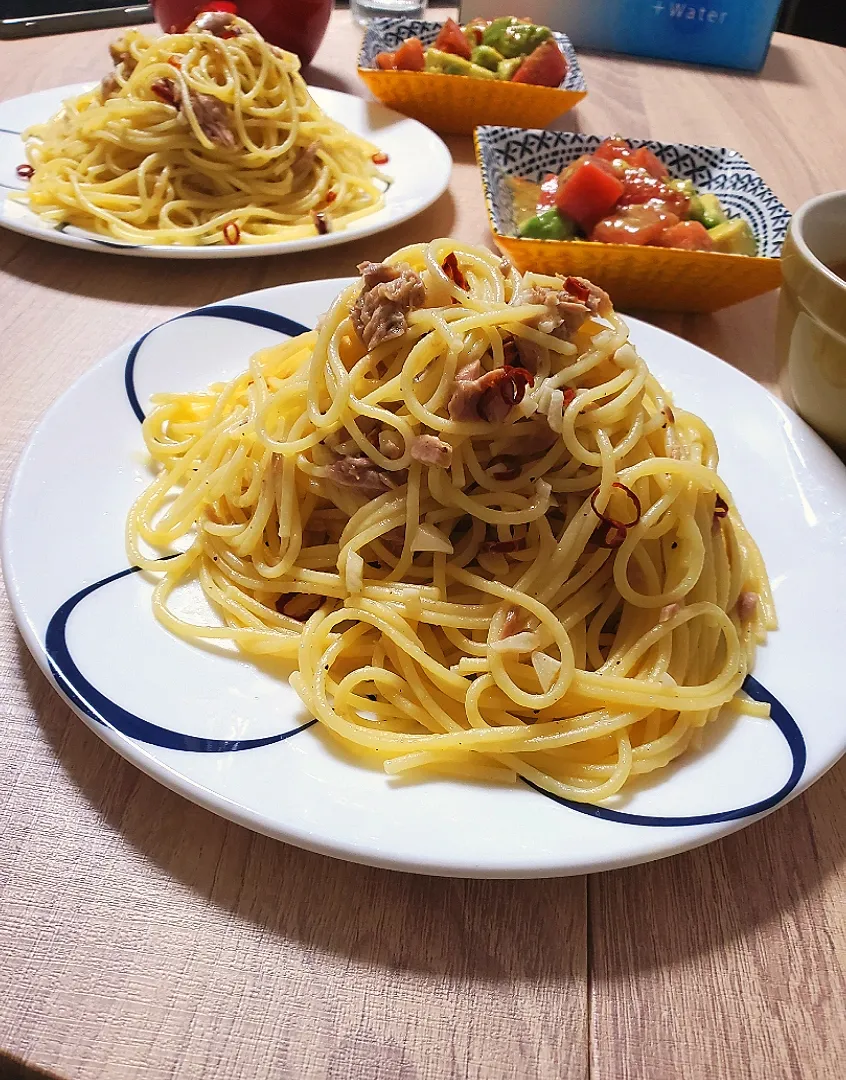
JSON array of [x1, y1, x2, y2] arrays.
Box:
[[0, 66, 451, 257]]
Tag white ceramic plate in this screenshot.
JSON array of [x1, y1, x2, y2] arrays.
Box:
[[0, 84, 451, 257], [4, 279, 846, 877]]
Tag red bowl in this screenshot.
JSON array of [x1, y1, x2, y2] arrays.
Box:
[[151, 0, 333, 65]]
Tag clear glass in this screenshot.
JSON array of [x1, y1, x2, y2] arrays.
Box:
[[350, 0, 428, 29]]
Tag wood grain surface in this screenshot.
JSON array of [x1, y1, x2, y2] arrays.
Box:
[[1, 12, 846, 1080]]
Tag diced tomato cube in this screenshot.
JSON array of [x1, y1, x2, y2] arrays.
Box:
[[590, 205, 680, 245], [434, 17, 472, 60], [375, 51, 396, 70], [557, 154, 592, 186], [537, 173, 559, 209], [555, 159, 625, 231], [656, 220, 714, 251], [649, 191, 691, 218], [629, 146, 668, 179], [393, 36, 425, 71], [511, 39, 568, 87], [618, 168, 667, 206], [618, 169, 690, 217], [592, 137, 635, 164]]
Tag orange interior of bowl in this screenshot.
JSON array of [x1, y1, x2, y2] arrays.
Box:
[[357, 68, 585, 136]]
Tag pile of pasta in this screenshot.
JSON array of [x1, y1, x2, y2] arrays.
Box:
[[17, 13, 387, 245], [127, 239, 774, 803]]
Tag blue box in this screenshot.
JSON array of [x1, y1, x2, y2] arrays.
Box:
[[458, 0, 784, 72]]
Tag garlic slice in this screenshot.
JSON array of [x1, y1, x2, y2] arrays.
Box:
[[492, 631, 541, 654], [345, 550, 364, 593], [410, 523, 454, 554], [531, 650, 561, 691], [546, 388, 565, 433]]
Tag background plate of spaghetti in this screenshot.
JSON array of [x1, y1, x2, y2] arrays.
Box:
[[0, 15, 451, 257], [4, 241, 846, 877]]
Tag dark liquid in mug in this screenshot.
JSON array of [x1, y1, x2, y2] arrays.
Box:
[[825, 261, 846, 283]]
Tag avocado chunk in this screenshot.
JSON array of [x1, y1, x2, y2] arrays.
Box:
[[518, 207, 578, 241], [482, 17, 551, 59], [471, 45, 504, 72], [667, 177, 696, 199], [424, 48, 497, 79], [688, 194, 705, 221], [694, 193, 728, 230], [497, 56, 523, 80], [708, 217, 757, 256]]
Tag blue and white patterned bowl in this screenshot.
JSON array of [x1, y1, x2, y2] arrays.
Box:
[[357, 20, 587, 135], [358, 18, 586, 94], [475, 126, 792, 312]]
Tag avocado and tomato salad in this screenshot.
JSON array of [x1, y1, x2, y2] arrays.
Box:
[[374, 17, 568, 88], [511, 137, 757, 255]]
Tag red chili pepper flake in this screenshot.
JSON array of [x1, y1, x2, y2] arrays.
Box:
[[564, 276, 591, 304], [223, 221, 240, 245], [590, 482, 642, 545], [151, 77, 179, 105], [325, 190, 337, 204], [313, 211, 329, 235], [562, 387, 576, 408], [487, 454, 521, 482], [482, 537, 527, 554], [16, 163, 34, 179], [372, 152, 389, 165], [713, 494, 729, 519], [168, 55, 181, 68], [477, 366, 535, 423], [442, 251, 468, 291]]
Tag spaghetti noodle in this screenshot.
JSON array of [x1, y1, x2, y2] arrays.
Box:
[[127, 240, 774, 803], [17, 14, 388, 245]]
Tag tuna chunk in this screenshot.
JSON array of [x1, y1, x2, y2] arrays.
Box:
[[410, 434, 452, 468], [192, 10, 241, 37], [326, 456, 394, 497], [188, 89, 236, 148], [100, 73, 120, 100], [150, 78, 236, 148], [447, 362, 534, 423], [109, 41, 136, 72], [351, 262, 426, 352], [519, 276, 612, 338]]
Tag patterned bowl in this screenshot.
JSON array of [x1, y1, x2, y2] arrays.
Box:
[[357, 19, 587, 136], [475, 127, 792, 312]]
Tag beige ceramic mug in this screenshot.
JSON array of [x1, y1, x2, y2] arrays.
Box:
[[776, 190, 846, 451]]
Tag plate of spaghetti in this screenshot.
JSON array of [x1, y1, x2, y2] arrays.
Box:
[[4, 239, 846, 876], [0, 14, 451, 256]]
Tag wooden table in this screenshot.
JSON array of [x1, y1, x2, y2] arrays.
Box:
[[2, 12, 845, 1080]]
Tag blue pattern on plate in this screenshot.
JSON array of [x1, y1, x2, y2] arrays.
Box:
[[45, 563, 317, 752], [44, 302, 316, 752], [475, 127, 791, 257], [358, 19, 586, 94], [125, 305, 310, 422], [523, 675, 805, 826]]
